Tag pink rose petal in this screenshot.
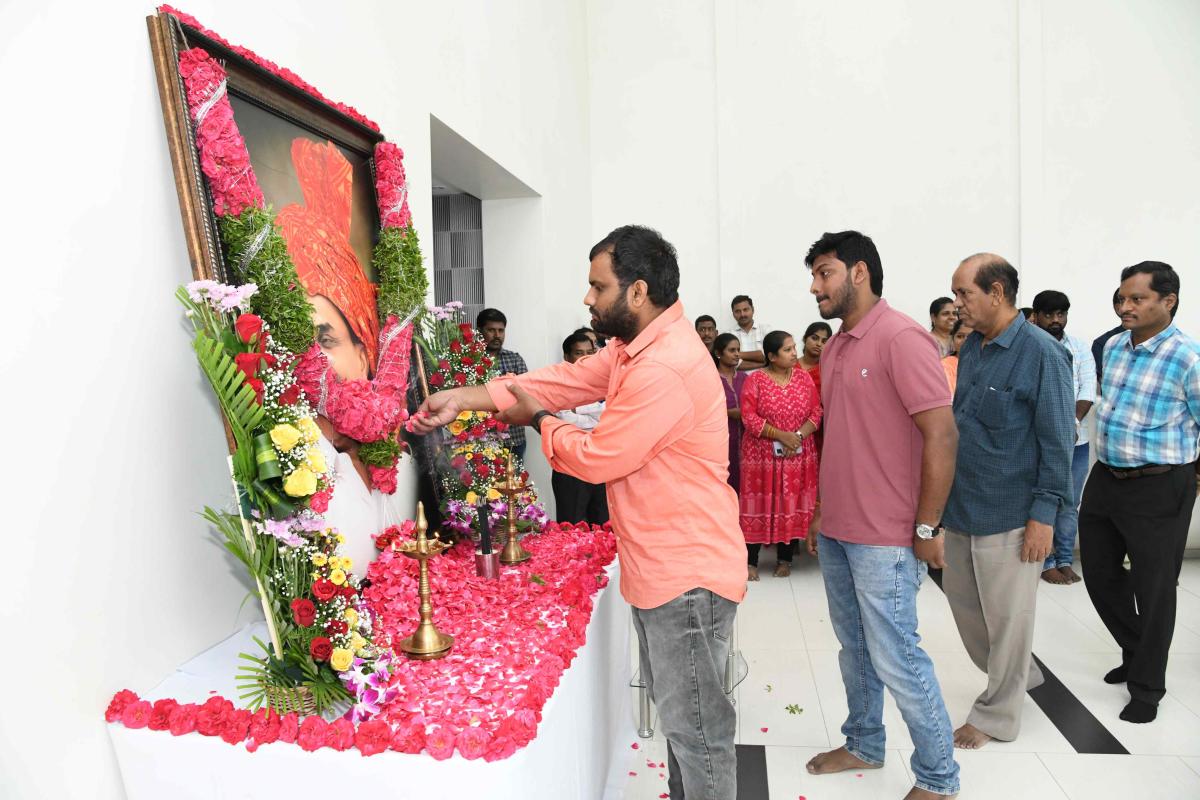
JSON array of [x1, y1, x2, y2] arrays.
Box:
[[760, 727, 769, 732]]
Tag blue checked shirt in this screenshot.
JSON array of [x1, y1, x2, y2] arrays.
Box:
[[496, 348, 529, 450], [944, 314, 1075, 534], [1095, 325, 1200, 468]]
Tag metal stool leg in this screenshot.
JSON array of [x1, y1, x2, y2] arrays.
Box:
[[637, 679, 654, 738]]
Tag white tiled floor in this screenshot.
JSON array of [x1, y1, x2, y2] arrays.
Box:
[[619, 556, 1200, 799]]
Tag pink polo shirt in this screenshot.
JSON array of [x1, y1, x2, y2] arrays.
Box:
[[486, 301, 746, 609], [818, 300, 952, 547]]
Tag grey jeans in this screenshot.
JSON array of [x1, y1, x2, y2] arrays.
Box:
[[632, 588, 739, 800]]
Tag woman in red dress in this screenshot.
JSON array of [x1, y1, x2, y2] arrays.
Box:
[[740, 331, 822, 580], [797, 321, 831, 454]]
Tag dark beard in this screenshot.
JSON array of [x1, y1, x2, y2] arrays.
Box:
[[590, 294, 638, 341], [819, 281, 856, 321]]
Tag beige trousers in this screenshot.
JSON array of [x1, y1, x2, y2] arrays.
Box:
[[943, 527, 1044, 741]]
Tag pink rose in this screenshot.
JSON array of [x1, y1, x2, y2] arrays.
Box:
[[309, 489, 331, 514], [120, 700, 152, 729], [297, 716, 330, 752], [148, 699, 179, 731], [278, 712, 299, 744], [425, 724, 456, 760], [390, 721, 426, 754], [355, 720, 392, 756], [168, 703, 199, 736], [220, 709, 252, 745], [329, 718, 355, 751], [105, 689, 139, 723], [248, 708, 280, 745], [456, 726, 492, 760], [196, 696, 232, 737]]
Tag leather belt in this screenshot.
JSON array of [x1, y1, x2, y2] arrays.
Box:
[[1103, 463, 1174, 480]]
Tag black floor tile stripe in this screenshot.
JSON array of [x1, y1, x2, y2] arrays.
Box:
[[928, 567, 1129, 755], [736, 743, 770, 799]]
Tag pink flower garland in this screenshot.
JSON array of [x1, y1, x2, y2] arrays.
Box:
[[177, 48, 264, 217], [104, 523, 617, 761], [374, 142, 412, 230], [160, 6, 380, 132]]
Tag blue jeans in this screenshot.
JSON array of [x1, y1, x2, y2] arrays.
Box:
[[1045, 443, 1090, 570], [632, 588, 738, 800], [818, 534, 960, 795]]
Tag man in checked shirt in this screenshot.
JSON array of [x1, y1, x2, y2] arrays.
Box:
[[1082, 261, 1199, 725]]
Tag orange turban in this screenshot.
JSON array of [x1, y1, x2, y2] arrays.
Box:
[[278, 138, 379, 372]]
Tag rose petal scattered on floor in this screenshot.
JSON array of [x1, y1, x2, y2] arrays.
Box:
[[760, 727, 769, 732], [631, 743, 639, 750]]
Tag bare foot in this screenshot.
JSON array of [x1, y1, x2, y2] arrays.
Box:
[[1060, 565, 1082, 584], [748, 565, 759, 582], [1041, 567, 1070, 585], [774, 561, 792, 578], [904, 788, 957, 800], [805, 746, 881, 775], [953, 723, 992, 749]]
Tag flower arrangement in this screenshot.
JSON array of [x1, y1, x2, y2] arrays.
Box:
[[106, 522, 618, 759]]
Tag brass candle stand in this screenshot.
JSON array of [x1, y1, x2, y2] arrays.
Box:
[[494, 454, 532, 565], [393, 502, 454, 660]]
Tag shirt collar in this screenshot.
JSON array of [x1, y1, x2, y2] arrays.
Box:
[[841, 298, 889, 339], [986, 311, 1025, 349], [1123, 323, 1177, 353], [623, 301, 685, 358]]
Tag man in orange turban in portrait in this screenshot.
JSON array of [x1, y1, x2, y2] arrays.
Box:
[[278, 138, 379, 383]]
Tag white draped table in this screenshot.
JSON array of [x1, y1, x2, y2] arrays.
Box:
[[109, 564, 631, 799]]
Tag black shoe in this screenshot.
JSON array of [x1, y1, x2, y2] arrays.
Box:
[[1119, 699, 1157, 723], [1103, 665, 1128, 684]]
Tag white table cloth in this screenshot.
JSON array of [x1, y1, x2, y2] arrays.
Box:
[[109, 564, 631, 799]]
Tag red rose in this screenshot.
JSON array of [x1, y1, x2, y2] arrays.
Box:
[[481, 357, 494, 368], [458, 323, 475, 342], [390, 722, 426, 754], [297, 716, 330, 752], [247, 377, 265, 404], [429, 372, 445, 387], [329, 718, 356, 751], [461, 355, 474, 367], [355, 719, 392, 756], [325, 620, 348, 636], [453, 372, 467, 386], [437, 359, 451, 372], [450, 340, 463, 355], [278, 712, 299, 744], [450, 456, 467, 470], [291, 598, 316, 627], [277, 383, 301, 405], [309, 489, 331, 514], [120, 700, 152, 729], [221, 709, 252, 744], [340, 583, 357, 599], [234, 352, 262, 379], [475, 463, 491, 477], [105, 689, 139, 723], [148, 698, 179, 731], [312, 579, 337, 602], [196, 697, 232, 736], [309, 636, 333, 661], [168, 703, 198, 736], [475, 364, 488, 377], [234, 314, 263, 346]]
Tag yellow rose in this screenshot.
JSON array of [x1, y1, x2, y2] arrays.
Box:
[[465, 491, 479, 504], [329, 647, 353, 672], [344, 608, 359, 626], [457, 410, 473, 421], [297, 416, 320, 444], [283, 466, 317, 497], [305, 448, 327, 474], [487, 488, 501, 501], [311, 553, 328, 567], [330, 568, 347, 586], [270, 424, 303, 453], [350, 633, 367, 652], [448, 421, 465, 435]]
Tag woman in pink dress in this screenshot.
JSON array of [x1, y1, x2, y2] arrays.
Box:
[[797, 321, 832, 455], [713, 333, 748, 494], [740, 331, 822, 579]]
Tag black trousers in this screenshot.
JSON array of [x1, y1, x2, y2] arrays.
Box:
[[1079, 463, 1196, 704], [551, 470, 610, 526], [747, 541, 796, 566]]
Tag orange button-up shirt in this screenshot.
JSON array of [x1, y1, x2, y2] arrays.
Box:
[[486, 301, 746, 609]]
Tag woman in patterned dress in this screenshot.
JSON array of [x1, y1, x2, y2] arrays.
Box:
[[739, 330, 822, 580], [797, 321, 832, 455], [713, 333, 747, 494]]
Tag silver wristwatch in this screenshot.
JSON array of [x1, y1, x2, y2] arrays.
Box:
[[914, 523, 940, 540]]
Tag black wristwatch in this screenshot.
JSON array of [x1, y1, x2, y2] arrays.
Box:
[[531, 410, 554, 434]]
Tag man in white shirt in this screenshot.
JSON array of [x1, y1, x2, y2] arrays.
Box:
[[550, 331, 610, 525], [1032, 290, 1097, 585], [727, 294, 769, 370]]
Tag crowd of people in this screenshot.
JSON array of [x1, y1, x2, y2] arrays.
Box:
[[415, 226, 1197, 800]]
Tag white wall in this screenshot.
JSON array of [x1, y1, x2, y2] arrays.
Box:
[[0, 1, 590, 798]]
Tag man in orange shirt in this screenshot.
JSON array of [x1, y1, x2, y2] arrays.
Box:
[[412, 225, 745, 799]]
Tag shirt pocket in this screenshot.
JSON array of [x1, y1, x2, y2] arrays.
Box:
[[976, 387, 1015, 430]]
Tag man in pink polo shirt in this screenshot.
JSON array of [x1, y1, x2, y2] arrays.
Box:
[[802, 231, 961, 799], [411, 225, 745, 800]]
